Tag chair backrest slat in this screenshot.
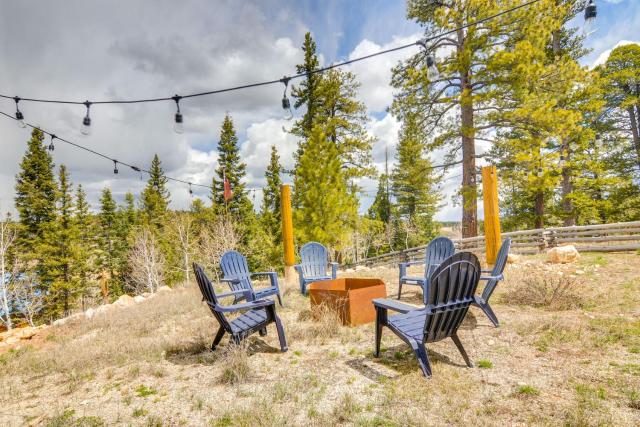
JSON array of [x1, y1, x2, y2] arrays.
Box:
[[300, 242, 329, 278], [220, 251, 252, 291], [423, 252, 480, 343], [482, 238, 511, 301], [192, 263, 231, 331], [424, 237, 456, 279]]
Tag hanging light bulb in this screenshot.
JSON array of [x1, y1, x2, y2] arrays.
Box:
[[113, 160, 119, 174], [188, 183, 193, 196], [173, 95, 184, 134], [48, 134, 56, 151], [14, 97, 26, 128], [281, 77, 293, 120], [584, 0, 597, 35], [426, 54, 439, 80], [81, 101, 92, 136]]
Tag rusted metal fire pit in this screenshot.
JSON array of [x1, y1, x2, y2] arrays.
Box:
[[307, 278, 387, 326]]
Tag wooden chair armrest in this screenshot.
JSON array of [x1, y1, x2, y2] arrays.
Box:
[[212, 299, 275, 313]]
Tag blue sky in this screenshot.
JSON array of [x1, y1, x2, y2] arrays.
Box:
[[0, 0, 637, 220]]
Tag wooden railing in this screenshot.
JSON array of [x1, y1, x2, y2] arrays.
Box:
[[344, 221, 640, 268]]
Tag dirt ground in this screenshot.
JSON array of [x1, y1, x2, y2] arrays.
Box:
[[0, 252, 638, 426]]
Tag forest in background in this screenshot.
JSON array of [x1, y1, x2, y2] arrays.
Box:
[[2, 0, 640, 327]]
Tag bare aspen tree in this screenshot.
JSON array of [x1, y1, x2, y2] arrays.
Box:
[[11, 271, 44, 327], [0, 212, 17, 330], [168, 212, 194, 284], [128, 227, 165, 294], [196, 215, 240, 281]]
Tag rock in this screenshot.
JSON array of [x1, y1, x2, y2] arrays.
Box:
[[53, 318, 68, 326], [133, 295, 145, 304], [114, 294, 135, 307], [546, 245, 580, 264], [157, 286, 172, 293], [507, 253, 521, 264], [575, 269, 585, 275], [94, 305, 111, 314], [85, 308, 95, 319], [5, 336, 19, 345]]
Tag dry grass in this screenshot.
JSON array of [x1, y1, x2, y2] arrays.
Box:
[[0, 252, 639, 426], [501, 274, 586, 310]]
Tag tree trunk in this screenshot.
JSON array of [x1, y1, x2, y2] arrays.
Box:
[[534, 191, 544, 229], [561, 143, 574, 226], [628, 107, 640, 171], [458, 28, 477, 238]]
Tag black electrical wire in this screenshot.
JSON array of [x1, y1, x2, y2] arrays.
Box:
[[0, 110, 212, 190], [0, 0, 542, 106]]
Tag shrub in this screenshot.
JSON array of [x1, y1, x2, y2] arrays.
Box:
[[477, 359, 493, 369], [501, 275, 585, 310], [218, 342, 251, 384]]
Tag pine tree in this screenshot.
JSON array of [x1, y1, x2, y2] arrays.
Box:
[[368, 173, 392, 224], [391, 115, 440, 246], [261, 145, 283, 241], [43, 165, 78, 316], [391, 0, 552, 237], [294, 125, 356, 250], [123, 192, 138, 227], [140, 154, 170, 228], [211, 114, 253, 219], [291, 32, 322, 141], [98, 188, 119, 297], [14, 129, 57, 274], [74, 184, 94, 308]]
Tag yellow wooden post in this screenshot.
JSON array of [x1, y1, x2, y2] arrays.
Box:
[[482, 165, 501, 265], [281, 184, 296, 288]]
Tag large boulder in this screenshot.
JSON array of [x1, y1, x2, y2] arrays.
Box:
[[114, 294, 135, 307], [547, 245, 580, 264], [133, 295, 146, 304]]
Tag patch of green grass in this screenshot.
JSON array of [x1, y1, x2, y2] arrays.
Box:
[[592, 255, 609, 266], [515, 385, 539, 396], [44, 409, 105, 427], [628, 390, 640, 410], [534, 322, 582, 352], [192, 396, 204, 411], [589, 317, 640, 349], [293, 350, 302, 356], [630, 346, 640, 354], [356, 415, 400, 426], [212, 414, 233, 427], [145, 415, 163, 427], [477, 359, 493, 369], [575, 384, 607, 400], [393, 351, 404, 360], [132, 408, 148, 418], [135, 384, 158, 398], [333, 393, 362, 423]]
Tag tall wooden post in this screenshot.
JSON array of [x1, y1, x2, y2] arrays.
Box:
[[281, 184, 296, 289], [482, 165, 501, 265]]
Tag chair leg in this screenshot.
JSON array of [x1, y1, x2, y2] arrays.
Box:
[[397, 281, 403, 300], [451, 334, 473, 368], [374, 317, 383, 358], [276, 292, 283, 307], [273, 315, 288, 352], [259, 327, 267, 336], [478, 301, 499, 327], [211, 326, 226, 351], [410, 339, 432, 378]]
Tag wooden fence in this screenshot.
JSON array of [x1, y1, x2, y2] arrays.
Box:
[[345, 221, 640, 268]]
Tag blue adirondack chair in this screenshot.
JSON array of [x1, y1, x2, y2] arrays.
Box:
[[294, 242, 338, 295], [398, 236, 455, 303], [193, 263, 287, 351], [374, 251, 481, 378], [472, 238, 511, 327], [220, 250, 283, 306]]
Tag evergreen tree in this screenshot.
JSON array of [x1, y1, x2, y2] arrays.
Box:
[[211, 114, 253, 219], [391, 115, 440, 246], [368, 173, 392, 224], [294, 125, 356, 250], [43, 165, 78, 316], [74, 184, 94, 308], [14, 129, 57, 275], [291, 32, 322, 141], [391, 0, 553, 237], [261, 145, 283, 241], [123, 192, 138, 227], [98, 188, 119, 297], [140, 154, 170, 228]]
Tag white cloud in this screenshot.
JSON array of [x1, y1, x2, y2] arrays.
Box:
[[591, 40, 640, 68]]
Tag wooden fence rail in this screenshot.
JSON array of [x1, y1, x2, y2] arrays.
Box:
[[344, 221, 640, 269]]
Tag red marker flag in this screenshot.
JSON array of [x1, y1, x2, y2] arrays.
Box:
[[223, 170, 233, 202]]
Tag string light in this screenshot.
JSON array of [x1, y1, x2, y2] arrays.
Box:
[[584, 0, 597, 35], [48, 134, 56, 151], [113, 160, 119, 174], [0, 0, 545, 132], [13, 97, 26, 128], [280, 77, 293, 120], [426, 54, 439, 81], [173, 95, 184, 134], [81, 101, 92, 136], [189, 183, 193, 196]]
